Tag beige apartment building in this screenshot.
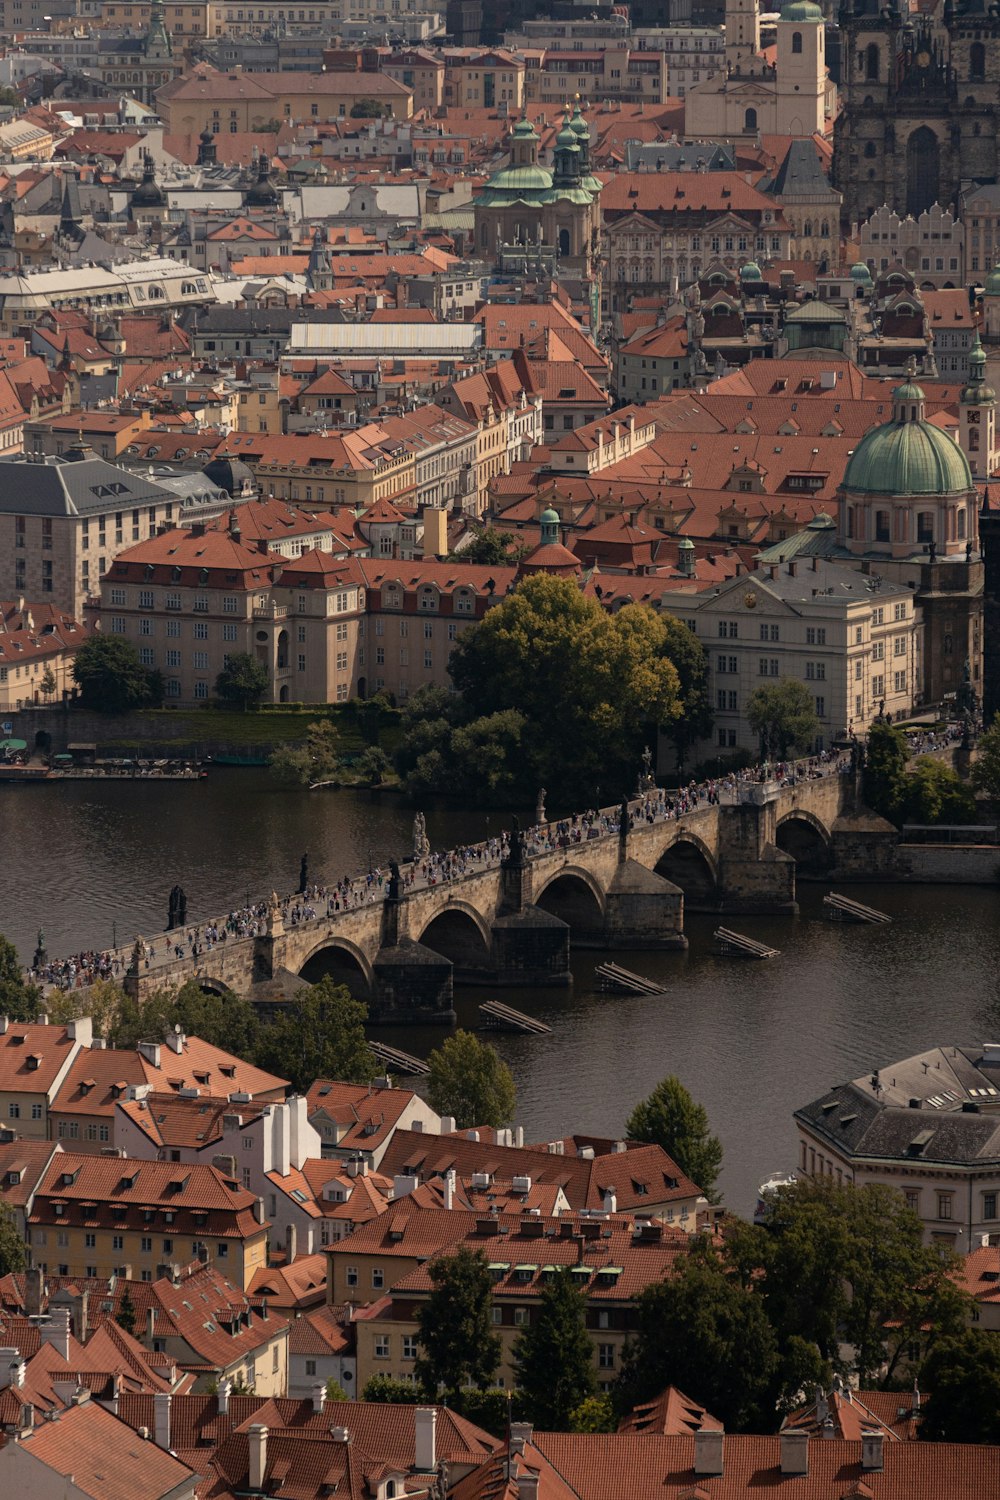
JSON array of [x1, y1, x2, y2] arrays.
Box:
[[527, 46, 668, 106], [97, 0, 210, 38], [100, 514, 516, 705], [0, 600, 88, 712], [0, 452, 218, 620], [157, 68, 413, 134], [442, 48, 525, 110], [664, 556, 920, 757]]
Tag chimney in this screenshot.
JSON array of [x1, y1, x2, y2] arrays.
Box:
[[286, 1222, 297, 1265], [862, 1432, 884, 1471], [509, 1422, 533, 1455], [217, 1377, 232, 1415], [65, 1016, 92, 1047], [815, 1387, 828, 1422], [693, 1428, 724, 1476], [443, 1168, 455, 1211], [312, 1384, 325, 1415], [39, 1310, 71, 1363], [153, 1392, 172, 1451], [415, 1406, 437, 1471], [0, 1348, 22, 1389], [603, 1189, 617, 1215], [248, 1424, 268, 1490], [517, 1474, 539, 1500], [24, 1266, 44, 1318], [165, 1028, 185, 1055], [780, 1431, 809, 1475]]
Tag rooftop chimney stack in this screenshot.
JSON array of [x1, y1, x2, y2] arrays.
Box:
[[862, 1432, 884, 1471], [248, 1425, 268, 1491], [693, 1428, 724, 1476], [414, 1406, 437, 1471], [780, 1431, 809, 1475], [153, 1392, 171, 1452]]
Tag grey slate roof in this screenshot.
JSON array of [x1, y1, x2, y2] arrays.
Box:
[[623, 142, 736, 173], [795, 1045, 1000, 1166], [763, 139, 835, 199], [0, 455, 176, 517]]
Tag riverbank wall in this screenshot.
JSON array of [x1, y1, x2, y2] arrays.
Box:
[[896, 844, 1000, 883], [6, 703, 335, 761]]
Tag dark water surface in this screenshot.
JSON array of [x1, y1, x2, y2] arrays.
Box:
[[3, 771, 999, 1215]]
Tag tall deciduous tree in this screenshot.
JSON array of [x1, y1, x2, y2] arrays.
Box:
[[215, 652, 269, 711], [971, 711, 1000, 814], [447, 575, 682, 802], [253, 977, 377, 1093], [919, 1330, 1000, 1444], [425, 1029, 516, 1129], [746, 680, 819, 760], [0, 934, 41, 1022], [72, 635, 161, 713], [269, 720, 342, 787], [415, 1247, 501, 1400], [615, 1239, 781, 1431], [625, 1075, 723, 1202], [863, 718, 909, 821], [513, 1268, 596, 1428], [659, 614, 713, 774]]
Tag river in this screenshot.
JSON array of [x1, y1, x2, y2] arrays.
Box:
[[3, 771, 998, 1217]]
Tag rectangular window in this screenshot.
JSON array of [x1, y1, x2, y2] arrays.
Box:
[[139, 589, 154, 609], [984, 1192, 997, 1220], [402, 1334, 418, 1359], [938, 1193, 953, 1220], [141, 1236, 152, 1252], [815, 696, 825, 717], [166, 620, 180, 639], [346, 1266, 358, 1286], [85, 1233, 96, 1248], [223, 596, 239, 613], [372, 1267, 384, 1288], [193, 651, 209, 670], [223, 623, 237, 642], [374, 1336, 390, 1358], [599, 1343, 615, 1369], [297, 653, 306, 672], [112, 1235, 123, 1251], [194, 621, 209, 640]]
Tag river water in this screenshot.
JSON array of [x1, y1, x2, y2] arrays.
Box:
[[3, 772, 999, 1216]]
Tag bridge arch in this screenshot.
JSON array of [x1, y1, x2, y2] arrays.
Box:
[[534, 865, 606, 943], [417, 900, 493, 975], [191, 973, 234, 998], [653, 833, 719, 904], [776, 810, 832, 873], [298, 936, 374, 996]]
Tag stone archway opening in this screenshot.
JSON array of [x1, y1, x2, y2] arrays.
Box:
[[535, 871, 605, 945], [654, 839, 718, 907], [418, 906, 492, 980], [776, 814, 832, 875], [299, 942, 372, 998]]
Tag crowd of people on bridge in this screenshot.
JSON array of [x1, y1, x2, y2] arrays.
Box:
[[31, 736, 953, 993]]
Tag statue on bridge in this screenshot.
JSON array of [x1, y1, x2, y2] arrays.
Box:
[[298, 852, 309, 895], [387, 859, 402, 902], [266, 890, 284, 937], [167, 885, 187, 931], [412, 812, 430, 862], [502, 815, 526, 869], [535, 788, 547, 825], [32, 928, 47, 971]]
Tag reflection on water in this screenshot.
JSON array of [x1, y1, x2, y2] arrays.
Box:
[[3, 773, 997, 1215]]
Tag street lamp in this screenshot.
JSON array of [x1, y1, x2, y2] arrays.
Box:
[[112, 920, 117, 950]]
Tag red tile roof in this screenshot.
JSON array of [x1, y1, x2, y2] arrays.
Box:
[[10, 1398, 194, 1500]]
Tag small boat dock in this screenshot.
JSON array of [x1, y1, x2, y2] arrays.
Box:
[[712, 927, 780, 960], [479, 1000, 552, 1034], [595, 961, 664, 996], [823, 892, 891, 924], [368, 1040, 429, 1076]]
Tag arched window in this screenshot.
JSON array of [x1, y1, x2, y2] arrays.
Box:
[[875, 509, 890, 542], [558, 227, 570, 256], [846, 506, 854, 539], [820, 220, 830, 237], [803, 220, 813, 237], [917, 511, 935, 543], [865, 43, 879, 81], [864, 141, 877, 158], [958, 508, 967, 539], [969, 426, 980, 451], [792, 30, 803, 52], [744, 107, 757, 131], [971, 41, 986, 80]]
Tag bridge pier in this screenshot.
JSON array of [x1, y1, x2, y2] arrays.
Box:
[[602, 859, 688, 949], [716, 788, 798, 915]]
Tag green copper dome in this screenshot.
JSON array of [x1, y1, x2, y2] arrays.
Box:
[[843, 417, 973, 496], [892, 380, 925, 401], [984, 265, 1000, 295], [740, 261, 763, 281], [569, 102, 589, 138], [779, 0, 822, 17], [850, 261, 873, 283]]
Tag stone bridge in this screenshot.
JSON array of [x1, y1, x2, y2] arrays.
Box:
[[125, 765, 893, 1023]]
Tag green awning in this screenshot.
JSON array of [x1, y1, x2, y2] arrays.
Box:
[[0, 738, 26, 750]]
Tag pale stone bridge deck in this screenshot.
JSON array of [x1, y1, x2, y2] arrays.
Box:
[[106, 759, 890, 1022]]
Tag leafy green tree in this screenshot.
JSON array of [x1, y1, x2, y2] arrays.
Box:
[[253, 977, 377, 1093], [215, 652, 269, 711], [425, 1029, 516, 1129], [458, 1388, 523, 1435], [108, 980, 259, 1058], [40, 665, 57, 700], [513, 1268, 596, 1428], [72, 634, 161, 713], [972, 711, 1000, 814], [659, 615, 713, 774], [457, 526, 525, 566], [350, 98, 388, 117], [746, 680, 819, 760], [269, 720, 342, 787], [0, 934, 42, 1022], [325, 1379, 349, 1401], [863, 718, 909, 821], [353, 691, 396, 747], [0, 1200, 26, 1276], [415, 1247, 501, 1400], [919, 1330, 1000, 1444], [448, 575, 682, 803], [393, 686, 464, 795], [896, 758, 976, 826], [362, 1374, 419, 1403], [746, 1177, 970, 1386], [117, 1285, 137, 1336], [448, 710, 527, 802], [625, 1075, 723, 1202], [615, 1238, 781, 1431], [569, 1393, 616, 1433], [353, 745, 392, 785]]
